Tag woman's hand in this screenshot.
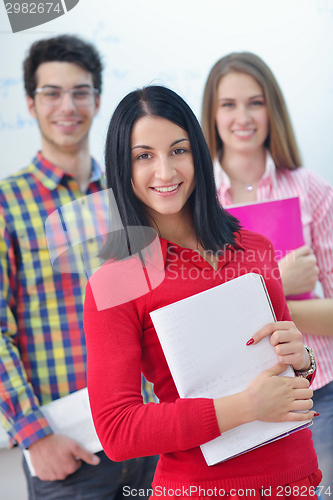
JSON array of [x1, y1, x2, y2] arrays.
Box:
[[245, 363, 314, 422], [213, 322, 316, 432], [278, 245, 319, 296], [213, 362, 315, 433], [248, 321, 310, 371]]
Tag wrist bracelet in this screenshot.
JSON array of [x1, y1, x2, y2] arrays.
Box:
[[295, 345, 316, 379]]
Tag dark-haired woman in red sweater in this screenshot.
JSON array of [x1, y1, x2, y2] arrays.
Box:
[[84, 86, 321, 499]]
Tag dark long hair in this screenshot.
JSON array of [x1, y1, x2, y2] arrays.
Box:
[[101, 85, 240, 260]]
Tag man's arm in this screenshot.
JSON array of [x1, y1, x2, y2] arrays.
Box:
[[0, 210, 52, 448], [0, 210, 100, 480]]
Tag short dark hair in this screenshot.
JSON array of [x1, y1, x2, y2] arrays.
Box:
[[101, 85, 240, 260], [23, 34, 103, 98]]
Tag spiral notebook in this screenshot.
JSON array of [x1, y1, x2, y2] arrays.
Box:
[[150, 273, 311, 466]]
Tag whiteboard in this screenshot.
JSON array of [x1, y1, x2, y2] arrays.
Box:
[[0, 0, 332, 185], [0, 0, 332, 448]]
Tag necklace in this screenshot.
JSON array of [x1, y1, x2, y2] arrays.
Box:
[[220, 162, 256, 193]]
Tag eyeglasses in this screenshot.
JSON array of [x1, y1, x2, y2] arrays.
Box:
[[34, 87, 100, 106]]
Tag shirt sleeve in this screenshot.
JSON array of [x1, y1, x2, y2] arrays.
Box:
[[308, 171, 333, 297], [0, 211, 52, 449], [84, 280, 221, 462], [266, 236, 317, 386]]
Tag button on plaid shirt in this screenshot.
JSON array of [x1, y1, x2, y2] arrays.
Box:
[[0, 153, 155, 449]]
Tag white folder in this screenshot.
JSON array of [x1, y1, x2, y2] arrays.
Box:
[[150, 273, 311, 466]]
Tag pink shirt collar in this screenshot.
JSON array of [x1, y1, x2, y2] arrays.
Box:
[[213, 149, 278, 199]]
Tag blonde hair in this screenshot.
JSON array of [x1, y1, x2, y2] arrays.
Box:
[[201, 52, 301, 170]]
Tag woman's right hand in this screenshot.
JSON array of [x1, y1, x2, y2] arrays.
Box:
[[278, 245, 319, 296], [213, 363, 316, 434], [245, 362, 315, 423]]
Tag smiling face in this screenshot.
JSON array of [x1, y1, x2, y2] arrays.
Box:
[[27, 61, 100, 157], [215, 72, 269, 157], [131, 116, 196, 223]]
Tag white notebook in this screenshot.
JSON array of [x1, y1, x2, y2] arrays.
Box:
[[23, 388, 102, 476], [150, 273, 311, 465]]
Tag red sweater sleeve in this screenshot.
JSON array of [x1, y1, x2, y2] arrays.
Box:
[[84, 281, 221, 461]]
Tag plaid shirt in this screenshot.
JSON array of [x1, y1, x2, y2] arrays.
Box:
[[0, 153, 155, 450]]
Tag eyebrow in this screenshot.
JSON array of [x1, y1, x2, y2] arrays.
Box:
[[171, 138, 189, 147], [131, 138, 189, 150], [218, 94, 265, 101], [40, 84, 93, 89]]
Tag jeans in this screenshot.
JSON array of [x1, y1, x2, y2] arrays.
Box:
[[311, 381, 333, 500], [23, 450, 159, 500]]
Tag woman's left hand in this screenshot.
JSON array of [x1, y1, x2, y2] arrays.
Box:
[[248, 321, 310, 371]]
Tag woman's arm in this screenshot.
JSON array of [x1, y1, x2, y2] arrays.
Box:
[[278, 245, 319, 296], [223, 240, 318, 430], [214, 362, 313, 434], [279, 171, 333, 336], [84, 280, 221, 461], [287, 298, 333, 336], [278, 246, 333, 336]]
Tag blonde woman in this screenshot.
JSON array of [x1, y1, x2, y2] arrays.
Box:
[[202, 52, 333, 496]]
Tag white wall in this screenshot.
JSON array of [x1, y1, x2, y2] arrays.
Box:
[[0, 0, 332, 481], [0, 0, 332, 184], [0, 447, 28, 500]]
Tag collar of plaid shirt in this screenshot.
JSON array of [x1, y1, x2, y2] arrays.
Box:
[[31, 151, 105, 190]]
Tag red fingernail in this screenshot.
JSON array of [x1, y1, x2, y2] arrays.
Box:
[[314, 412, 320, 417], [246, 338, 254, 346]]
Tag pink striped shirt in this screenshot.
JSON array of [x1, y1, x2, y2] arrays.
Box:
[[214, 151, 333, 390]]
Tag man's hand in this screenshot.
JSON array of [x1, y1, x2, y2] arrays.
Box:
[[28, 434, 100, 481], [278, 245, 319, 296]]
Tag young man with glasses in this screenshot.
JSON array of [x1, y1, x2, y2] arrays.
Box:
[[0, 35, 157, 499]]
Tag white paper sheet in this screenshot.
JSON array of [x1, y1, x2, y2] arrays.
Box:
[[23, 388, 102, 476], [150, 273, 311, 465]]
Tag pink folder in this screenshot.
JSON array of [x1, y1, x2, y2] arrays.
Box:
[[226, 197, 312, 300]]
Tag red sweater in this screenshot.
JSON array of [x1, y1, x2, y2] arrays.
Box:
[[84, 230, 318, 493]]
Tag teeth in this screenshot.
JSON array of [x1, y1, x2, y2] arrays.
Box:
[[56, 121, 78, 126], [154, 184, 179, 192], [233, 130, 254, 136]]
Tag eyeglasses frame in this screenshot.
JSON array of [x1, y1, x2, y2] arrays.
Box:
[[33, 87, 100, 106]]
